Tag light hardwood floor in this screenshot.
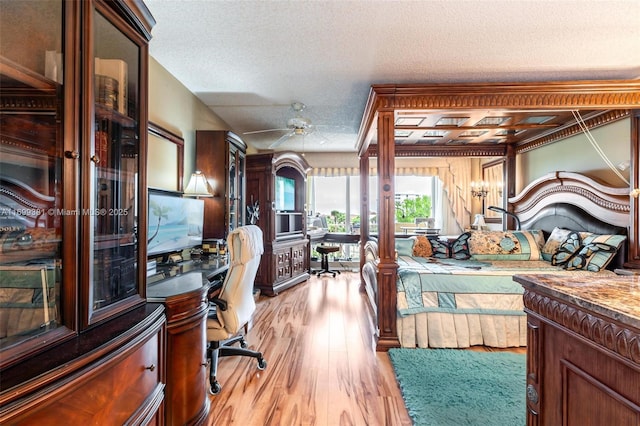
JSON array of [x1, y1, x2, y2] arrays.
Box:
[[206, 272, 412, 425], [205, 272, 525, 425]]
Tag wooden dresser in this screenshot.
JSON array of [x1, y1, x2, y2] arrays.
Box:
[[514, 274, 640, 425], [0, 304, 166, 425]]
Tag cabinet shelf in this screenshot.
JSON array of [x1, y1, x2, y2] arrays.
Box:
[[0, 55, 58, 92], [275, 211, 304, 238], [95, 103, 137, 126]]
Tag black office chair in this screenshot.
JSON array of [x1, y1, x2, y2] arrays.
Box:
[[206, 225, 267, 395]]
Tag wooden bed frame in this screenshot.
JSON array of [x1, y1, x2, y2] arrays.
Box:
[[360, 171, 631, 349], [354, 79, 640, 351], [511, 171, 630, 270]]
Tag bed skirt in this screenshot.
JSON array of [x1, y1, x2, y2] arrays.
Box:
[[397, 311, 527, 348]]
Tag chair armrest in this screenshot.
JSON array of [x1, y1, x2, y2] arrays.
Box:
[[210, 297, 227, 311], [207, 280, 227, 310]]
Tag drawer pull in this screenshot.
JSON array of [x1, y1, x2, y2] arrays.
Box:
[[526, 384, 538, 404], [145, 364, 156, 372]]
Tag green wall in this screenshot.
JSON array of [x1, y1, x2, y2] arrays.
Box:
[[148, 57, 229, 190], [516, 118, 631, 192]]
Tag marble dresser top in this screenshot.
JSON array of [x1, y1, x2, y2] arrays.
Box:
[[514, 274, 640, 331]]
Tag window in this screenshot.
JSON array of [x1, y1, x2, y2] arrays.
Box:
[[308, 174, 439, 234]]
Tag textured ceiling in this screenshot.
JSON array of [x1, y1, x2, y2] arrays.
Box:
[[145, 0, 640, 153]]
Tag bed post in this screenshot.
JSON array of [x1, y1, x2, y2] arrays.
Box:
[[359, 154, 370, 291], [376, 109, 401, 351], [505, 144, 517, 230], [627, 110, 640, 268]]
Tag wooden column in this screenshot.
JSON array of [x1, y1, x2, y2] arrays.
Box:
[[359, 153, 370, 289], [626, 110, 640, 268], [376, 110, 400, 351], [505, 143, 517, 230]]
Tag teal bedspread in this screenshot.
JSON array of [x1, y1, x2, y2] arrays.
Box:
[[395, 256, 568, 318]]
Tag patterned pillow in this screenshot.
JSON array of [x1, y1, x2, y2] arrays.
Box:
[[564, 242, 618, 272], [412, 235, 433, 258], [395, 238, 415, 256], [469, 230, 545, 261], [450, 232, 472, 260], [428, 237, 450, 258], [566, 233, 626, 271], [541, 227, 572, 261], [551, 231, 582, 266], [427, 232, 471, 260]]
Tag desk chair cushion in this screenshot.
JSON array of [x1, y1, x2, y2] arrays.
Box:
[[207, 225, 263, 341]]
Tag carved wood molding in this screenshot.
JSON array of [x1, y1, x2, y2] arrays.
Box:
[[523, 289, 640, 365], [372, 81, 640, 109], [519, 185, 629, 214], [379, 93, 640, 110], [0, 91, 58, 112], [367, 144, 507, 158], [510, 171, 631, 228]]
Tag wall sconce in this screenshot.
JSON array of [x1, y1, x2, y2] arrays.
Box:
[[470, 181, 489, 199], [496, 181, 504, 197], [183, 170, 215, 198]]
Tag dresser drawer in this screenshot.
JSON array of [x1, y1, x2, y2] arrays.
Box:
[[2, 314, 165, 425]]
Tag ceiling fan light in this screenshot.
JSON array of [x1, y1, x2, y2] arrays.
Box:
[[288, 117, 311, 128]]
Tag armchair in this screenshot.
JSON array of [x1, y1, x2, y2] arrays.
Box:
[[206, 225, 267, 395]]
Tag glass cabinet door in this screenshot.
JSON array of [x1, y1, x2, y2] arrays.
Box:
[[228, 149, 237, 234], [88, 5, 142, 321], [237, 151, 245, 227], [0, 0, 65, 358]]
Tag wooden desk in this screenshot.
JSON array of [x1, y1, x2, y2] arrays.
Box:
[[146, 264, 227, 426], [148, 257, 229, 285], [514, 274, 640, 425]]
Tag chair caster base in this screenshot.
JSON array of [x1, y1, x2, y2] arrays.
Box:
[[315, 269, 341, 278], [258, 357, 267, 370], [209, 380, 222, 395]]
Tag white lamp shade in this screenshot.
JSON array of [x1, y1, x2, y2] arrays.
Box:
[[472, 214, 486, 227], [184, 171, 214, 197]]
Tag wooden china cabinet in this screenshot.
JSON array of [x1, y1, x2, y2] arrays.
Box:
[[245, 151, 311, 296], [0, 1, 165, 424], [195, 130, 247, 239]]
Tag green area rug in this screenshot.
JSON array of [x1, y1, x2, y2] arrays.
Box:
[[389, 348, 526, 426]]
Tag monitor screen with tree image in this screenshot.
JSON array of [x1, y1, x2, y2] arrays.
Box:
[[275, 175, 296, 211], [147, 190, 204, 258]]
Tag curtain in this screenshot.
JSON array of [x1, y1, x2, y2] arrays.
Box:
[[311, 162, 473, 232], [309, 167, 359, 177], [436, 158, 472, 233]]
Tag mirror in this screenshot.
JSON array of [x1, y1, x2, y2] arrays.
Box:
[[148, 122, 184, 191], [482, 159, 504, 220]]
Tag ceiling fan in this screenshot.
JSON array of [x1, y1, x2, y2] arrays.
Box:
[[244, 102, 328, 149]]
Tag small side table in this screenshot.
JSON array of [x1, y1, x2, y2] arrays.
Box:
[[315, 245, 341, 278]]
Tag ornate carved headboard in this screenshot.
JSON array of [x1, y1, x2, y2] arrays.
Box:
[[0, 175, 59, 263], [509, 171, 630, 269]]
